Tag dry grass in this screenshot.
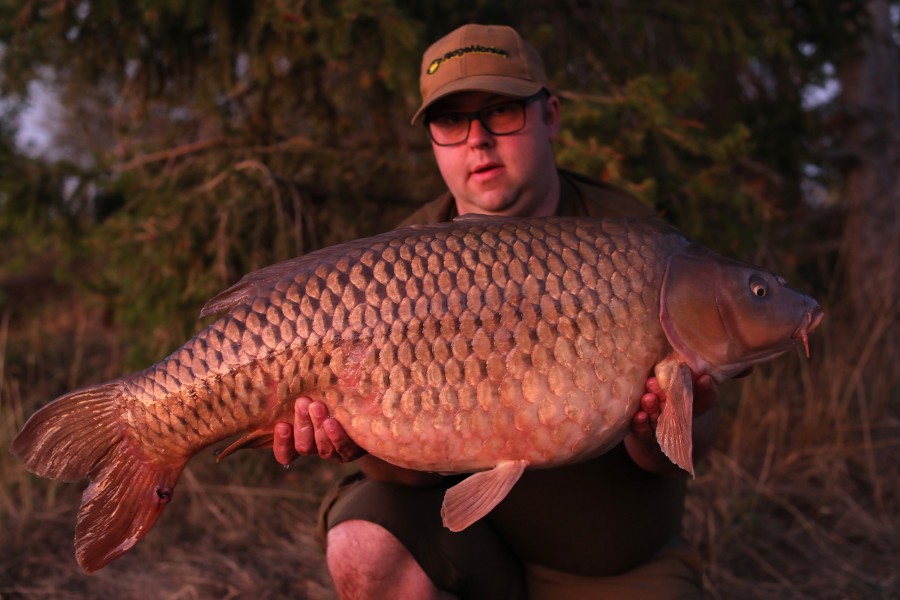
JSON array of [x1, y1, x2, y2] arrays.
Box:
[[0, 297, 343, 599], [686, 307, 900, 599], [1, 279, 897, 599]]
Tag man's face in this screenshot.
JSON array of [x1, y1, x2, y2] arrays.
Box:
[[426, 91, 561, 217]]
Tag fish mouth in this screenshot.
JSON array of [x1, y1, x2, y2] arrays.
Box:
[[793, 306, 825, 358]]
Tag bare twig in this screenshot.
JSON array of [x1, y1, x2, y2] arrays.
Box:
[[114, 137, 231, 172]]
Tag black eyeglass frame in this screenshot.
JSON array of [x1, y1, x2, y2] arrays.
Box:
[[423, 91, 548, 147]]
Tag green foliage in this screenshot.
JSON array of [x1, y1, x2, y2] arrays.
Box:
[[555, 70, 761, 252], [0, 0, 873, 364], [75, 155, 319, 364], [526, 0, 868, 256], [0, 120, 86, 310]]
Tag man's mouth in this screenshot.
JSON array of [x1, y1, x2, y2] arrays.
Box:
[[471, 162, 501, 176]]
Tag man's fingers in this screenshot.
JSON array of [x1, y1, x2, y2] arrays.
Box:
[[693, 374, 719, 416], [630, 411, 655, 443], [273, 422, 298, 465], [641, 390, 663, 430], [288, 398, 366, 463], [293, 397, 317, 455], [309, 401, 337, 460], [641, 392, 660, 417], [323, 418, 367, 462]]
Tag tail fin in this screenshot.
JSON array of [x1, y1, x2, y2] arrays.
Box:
[[10, 381, 185, 573]]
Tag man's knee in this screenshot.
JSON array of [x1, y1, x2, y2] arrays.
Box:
[[326, 520, 455, 600]]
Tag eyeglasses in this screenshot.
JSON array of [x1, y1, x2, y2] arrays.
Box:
[[424, 92, 546, 146]]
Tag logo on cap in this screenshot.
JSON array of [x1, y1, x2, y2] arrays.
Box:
[[426, 45, 510, 75]]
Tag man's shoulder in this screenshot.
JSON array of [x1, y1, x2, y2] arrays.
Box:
[[396, 169, 655, 227], [559, 169, 655, 218], [396, 192, 457, 227]]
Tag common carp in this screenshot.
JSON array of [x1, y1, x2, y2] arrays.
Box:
[[11, 215, 822, 573]]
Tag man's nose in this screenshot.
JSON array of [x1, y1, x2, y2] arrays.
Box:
[[467, 118, 494, 148]]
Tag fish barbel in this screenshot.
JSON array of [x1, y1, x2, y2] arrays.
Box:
[[11, 215, 823, 572]]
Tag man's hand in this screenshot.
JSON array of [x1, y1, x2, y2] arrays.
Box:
[[630, 374, 718, 444], [626, 373, 721, 475], [272, 397, 446, 487], [273, 397, 367, 465]]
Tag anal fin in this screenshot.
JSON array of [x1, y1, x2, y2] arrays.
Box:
[[441, 460, 527, 532]]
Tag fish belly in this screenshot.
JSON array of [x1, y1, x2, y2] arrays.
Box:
[[333, 336, 659, 472]]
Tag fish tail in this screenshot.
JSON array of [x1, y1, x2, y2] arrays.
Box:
[[10, 381, 185, 573]]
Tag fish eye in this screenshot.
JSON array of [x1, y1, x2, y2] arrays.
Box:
[[750, 275, 768, 298]]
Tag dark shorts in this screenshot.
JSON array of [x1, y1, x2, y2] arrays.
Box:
[[524, 539, 704, 600], [317, 472, 527, 600], [317, 472, 703, 600]]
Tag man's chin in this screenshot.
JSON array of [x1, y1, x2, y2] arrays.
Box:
[[468, 202, 519, 217], [458, 190, 518, 216]]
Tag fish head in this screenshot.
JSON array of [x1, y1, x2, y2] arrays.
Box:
[[660, 245, 824, 381]]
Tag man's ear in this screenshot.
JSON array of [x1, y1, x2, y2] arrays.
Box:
[[544, 95, 561, 140]]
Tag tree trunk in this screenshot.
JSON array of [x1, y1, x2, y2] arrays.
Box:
[[836, 0, 899, 374]]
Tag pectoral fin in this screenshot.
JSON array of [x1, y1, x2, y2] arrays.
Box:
[[655, 360, 695, 476], [441, 460, 527, 532]]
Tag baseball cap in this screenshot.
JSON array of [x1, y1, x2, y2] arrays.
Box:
[[411, 24, 550, 124]]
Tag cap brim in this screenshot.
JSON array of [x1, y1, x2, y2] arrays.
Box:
[[411, 76, 545, 125]]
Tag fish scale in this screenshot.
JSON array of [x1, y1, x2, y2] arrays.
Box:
[[11, 215, 823, 572], [126, 217, 669, 471], [345, 219, 658, 468], [141, 213, 659, 470]]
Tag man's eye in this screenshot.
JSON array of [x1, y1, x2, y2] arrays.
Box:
[[485, 103, 515, 117], [433, 113, 465, 127]]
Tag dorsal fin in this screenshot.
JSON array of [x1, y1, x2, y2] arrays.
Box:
[[452, 212, 506, 222], [199, 256, 312, 318], [199, 222, 468, 319]]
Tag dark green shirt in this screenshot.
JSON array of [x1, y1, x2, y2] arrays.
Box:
[[400, 169, 686, 576], [399, 169, 654, 227]]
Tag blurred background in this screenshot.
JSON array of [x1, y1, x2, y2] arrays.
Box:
[[0, 1, 897, 598]]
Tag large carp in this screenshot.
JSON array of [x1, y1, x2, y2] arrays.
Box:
[[12, 215, 822, 573]]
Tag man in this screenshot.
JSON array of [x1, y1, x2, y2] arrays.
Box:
[[274, 24, 719, 599]]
